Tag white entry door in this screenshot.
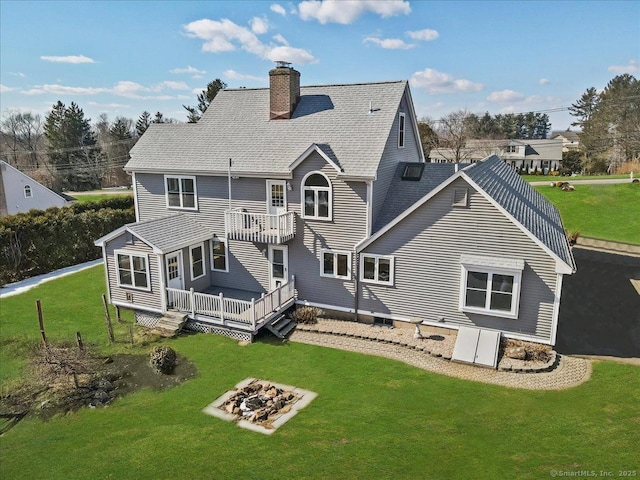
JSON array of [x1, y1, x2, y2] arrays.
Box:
[[166, 251, 184, 290], [268, 245, 288, 291]]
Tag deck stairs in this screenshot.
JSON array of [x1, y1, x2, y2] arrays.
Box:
[[265, 314, 297, 339], [152, 312, 188, 337]]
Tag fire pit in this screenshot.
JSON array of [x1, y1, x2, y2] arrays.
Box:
[[202, 378, 317, 435]]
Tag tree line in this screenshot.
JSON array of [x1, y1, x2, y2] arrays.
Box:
[[0, 79, 225, 192], [418, 73, 639, 173]]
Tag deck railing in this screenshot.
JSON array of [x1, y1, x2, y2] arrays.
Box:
[[224, 209, 295, 244], [166, 276, 295, 330]]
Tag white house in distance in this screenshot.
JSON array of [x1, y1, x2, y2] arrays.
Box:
[[0, 160, 72, 216], [430, 138, 564, 173], [551, 130, 581, 152]]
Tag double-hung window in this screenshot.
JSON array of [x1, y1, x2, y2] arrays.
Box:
[[459, 255, 524, 319], [321, 249, 351, 279], [210, 237, 228, 272], [190, 243, 205, 280], [360, 254, 394, 285], [115, 251, 150, 291], [165, 175, 197, 210], [302, 172, 332, 220]]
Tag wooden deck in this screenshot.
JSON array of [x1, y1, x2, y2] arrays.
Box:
[[166, 277, 296, 335]]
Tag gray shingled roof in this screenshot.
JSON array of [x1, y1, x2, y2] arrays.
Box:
[[127, 214, 213, 253], [373, 162, 461, 233], [431, 138, 563, 162], [127, 81, 409, 178], [462, 156, 575, 269]]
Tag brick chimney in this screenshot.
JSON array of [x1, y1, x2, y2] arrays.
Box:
[[269, 61, 300, 120]]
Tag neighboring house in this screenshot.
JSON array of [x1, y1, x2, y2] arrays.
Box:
[[430, 138, 564, 173], [0, 160, 72, 216], [551, 130, 581, 152], [95, 64, 575, 346]]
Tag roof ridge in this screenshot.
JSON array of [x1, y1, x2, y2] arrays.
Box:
[[224, 79, 406, 93]]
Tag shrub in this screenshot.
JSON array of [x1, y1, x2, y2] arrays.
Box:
[[149, 346, 177, 374], [291, 306, 323, 325], [567, 230, 580, 245], [0, 203, 135, 285]]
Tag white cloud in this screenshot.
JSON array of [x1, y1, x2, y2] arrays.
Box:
[[22, 84, 105, 95], [183, 17, 316, 64], [160, 81, 190, 90], [88, 101, 131, 109], [363, 36, 414, 50], [170, 65, 206, 75], [410, 68, 483, 94], [223, 70, 266, 82], [267, 46, 316, 64], [9, 72, 26, 78], [298, 0, 410, 24], [270, 3, 286, 15], [539, 78, 550, 85], [1, 84, 15, 93], [250, 16, 269, 34], [40, 55, 95, 64], [273, 33, 289, 45], [406, 29, 439, 41], [111, 81, 148, 97], [608, 59, 639, 74], [487, 89, 525, 102]]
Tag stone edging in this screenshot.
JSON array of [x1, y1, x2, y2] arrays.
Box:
[[296, 324, 557, 374]]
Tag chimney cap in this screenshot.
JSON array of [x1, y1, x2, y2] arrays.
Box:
[[275, 60, 292, 68]]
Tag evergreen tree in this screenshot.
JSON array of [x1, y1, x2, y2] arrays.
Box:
[[44, 101, 102, 191], [135, 111, 152, 136], [183, 78, 227, 123]]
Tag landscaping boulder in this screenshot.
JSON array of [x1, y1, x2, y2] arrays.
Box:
[[505, 346, 527, 360], [149, 346, 177, 374]]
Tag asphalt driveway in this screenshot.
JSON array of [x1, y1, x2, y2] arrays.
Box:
[[556, 247, 640, 358]]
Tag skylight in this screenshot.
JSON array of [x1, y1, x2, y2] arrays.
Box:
[[402, 163, 424, 181]]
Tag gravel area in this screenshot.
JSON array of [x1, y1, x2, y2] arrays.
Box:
[[291, 319, 591, 390]]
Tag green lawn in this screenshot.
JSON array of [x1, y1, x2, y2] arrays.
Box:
[[522, 173, 632, 182], [535, 183, 640, 245], [1, 267, 639, 479], [71, 192, 134, 203]]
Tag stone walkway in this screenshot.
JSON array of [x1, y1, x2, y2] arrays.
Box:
[[290, 320, 591, 390]]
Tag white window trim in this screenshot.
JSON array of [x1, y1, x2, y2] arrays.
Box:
[[164, 174, 198, 211], [24, 185, 33, 198], [320, 249, 351, 280], [189, 243, 206, 281], [114, 250, 151, 292], [301, 171, 332, 221], [458, 263, 523, 320], [359, 253, 394, 286], [398, 112, 406, 148], [209, 237, 229, 273]]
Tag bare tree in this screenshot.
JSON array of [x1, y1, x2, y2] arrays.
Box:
[[1, 111, 45, 170], [432, 109, 473, 163]]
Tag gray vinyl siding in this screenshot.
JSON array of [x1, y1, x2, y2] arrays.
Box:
[[210, 240, 270, 293], [175, 242, 210, 292], [288, 152, 368, 308], [0, 161, 68, 215], [104, 233, 163, 312], [371, 92, 422, 228], [360, 177, 559, 343]]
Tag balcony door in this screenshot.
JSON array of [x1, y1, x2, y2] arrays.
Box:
[[268, 245, 289, 291], [266, 180, 287, 231]]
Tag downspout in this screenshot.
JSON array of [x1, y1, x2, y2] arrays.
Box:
[[353, 248, 359, 322]]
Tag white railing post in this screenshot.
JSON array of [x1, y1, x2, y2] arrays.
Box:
[[189, 288, 195, 317], [250, 298, 256, 330], [219, 292, 224, 322]]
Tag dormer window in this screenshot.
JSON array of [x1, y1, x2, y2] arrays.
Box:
[[165, 175, 197, 210], [505, 145, 518, 153], [302, 171, 332, 220], [24, 185, 32, 198], [398, 113, 405, 148]]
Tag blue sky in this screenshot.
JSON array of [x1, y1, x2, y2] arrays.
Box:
[[1, 0, 638, 131]]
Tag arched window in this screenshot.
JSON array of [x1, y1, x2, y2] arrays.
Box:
[[24, 185, 32, 198], [302, 171, 331, 220]]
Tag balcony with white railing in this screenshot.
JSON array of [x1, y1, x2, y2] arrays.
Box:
[[166, 276, 296, 332], [224, 208, 295, 244]]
